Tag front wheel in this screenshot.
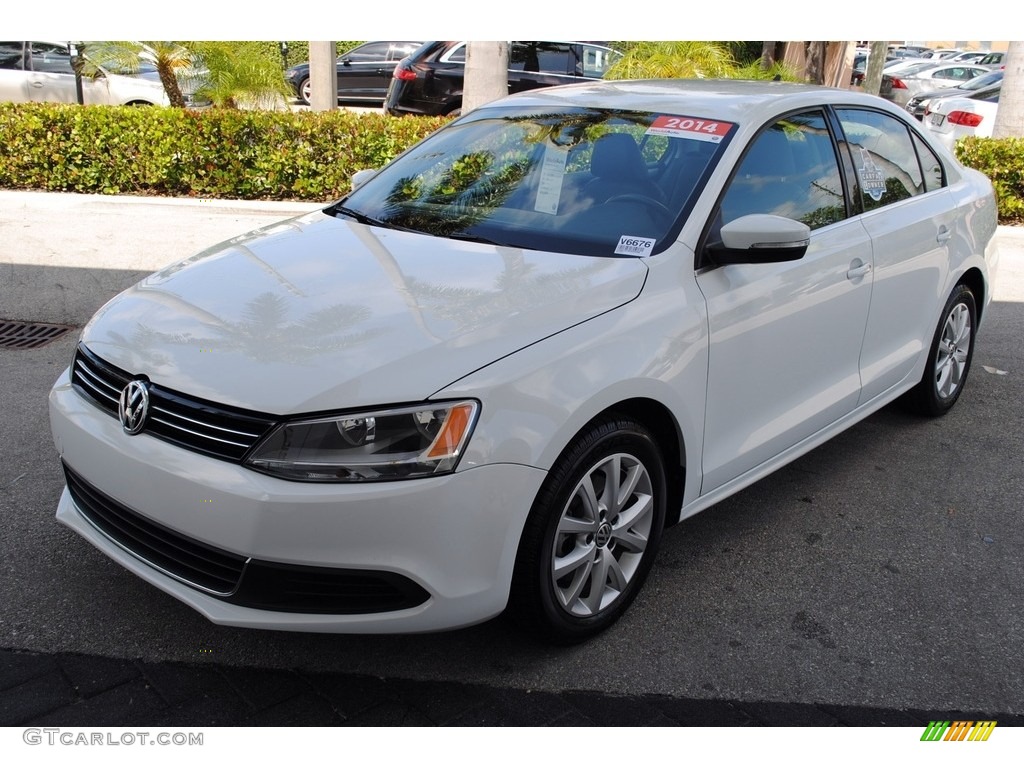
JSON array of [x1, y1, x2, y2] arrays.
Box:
[[299, 77, 312, 105], [509, 416, 666, 643], [905, 284, 977, 416]]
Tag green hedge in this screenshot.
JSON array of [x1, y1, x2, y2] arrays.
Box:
[[956, 136, 1024, 224], [1, 103, 1022, 222], [0, 103, 448, 201]]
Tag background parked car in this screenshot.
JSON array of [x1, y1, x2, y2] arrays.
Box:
[[851, 55, 923, 87], [384, 40, 622, 117], [948, 51, 989, 63], [284, 41, 423, 105], [976, 51, 1005, 67], [0, 40, 168, 105], [904, 69, 1003, 120], [880, 62, 990, 108], [922, 83, 1001, 150]]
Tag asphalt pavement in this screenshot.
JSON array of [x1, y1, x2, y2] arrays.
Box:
[[2, 190, 1023, 727]]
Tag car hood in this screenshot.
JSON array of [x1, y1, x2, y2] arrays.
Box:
[[81, 211, 648, 414]]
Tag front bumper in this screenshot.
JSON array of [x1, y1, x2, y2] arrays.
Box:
[[50, 369, 545, 633]]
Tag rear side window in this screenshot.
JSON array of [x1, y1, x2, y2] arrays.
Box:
[[835, 109, 943, 211], [346, 43, 390, 61], [0, 41, 25, 70], [510, 42, 574, 74], [912, 134, 944, 192], [580, 45, 617, 77], [28, 42, 73, 74], [445, 44, 467, 63]]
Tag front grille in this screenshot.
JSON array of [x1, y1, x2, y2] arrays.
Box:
[[64, 463, 431, 615], [71, 344, 277, 462], [64, 463, 247, 595]]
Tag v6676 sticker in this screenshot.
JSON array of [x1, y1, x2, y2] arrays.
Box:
[[647, 115, 733, 143], [615, 235, 656, 257]]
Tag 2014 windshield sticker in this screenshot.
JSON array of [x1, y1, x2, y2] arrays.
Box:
[[856, 147, 887, 201], [647, 115, 733, 143], [615, 235, 656, 257]]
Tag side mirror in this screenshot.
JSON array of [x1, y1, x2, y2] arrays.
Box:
[[350, 169, 377, 191], [707, 214, 810, 265]]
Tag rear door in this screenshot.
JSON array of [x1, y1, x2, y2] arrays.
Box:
[[25, 41, 79, 103], [833, 108, 960, 403], [336, 41, 395, 100], [0, 41, 28, 102]]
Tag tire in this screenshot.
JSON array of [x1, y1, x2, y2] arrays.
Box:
[[509, 416, 666, 644], [905, 284, 977, 416], [299, 78, 311, 105]]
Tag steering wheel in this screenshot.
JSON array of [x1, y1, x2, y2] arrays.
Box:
[[603, 194, 674, 224]]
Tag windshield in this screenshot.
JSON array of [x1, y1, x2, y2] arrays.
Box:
[[339, 106, 731, 257], [957, 70, 1002, 90]]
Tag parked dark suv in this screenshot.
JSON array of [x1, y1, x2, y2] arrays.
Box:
[[384, 40, 621, 116], [285, 41, 423, 105]]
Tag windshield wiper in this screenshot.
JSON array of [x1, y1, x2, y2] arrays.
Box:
[[330, 204, 390, 228], [446, 231, 509, 247]]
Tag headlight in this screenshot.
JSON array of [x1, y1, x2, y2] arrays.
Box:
[[245, 400, 479, 482]]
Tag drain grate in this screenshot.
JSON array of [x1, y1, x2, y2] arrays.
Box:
[[0, 320, 75, 350]]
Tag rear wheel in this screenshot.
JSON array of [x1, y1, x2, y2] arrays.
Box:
[[509, 416, 666, 644], [905, 284, 977, 416], [299, 77, 311, 105]]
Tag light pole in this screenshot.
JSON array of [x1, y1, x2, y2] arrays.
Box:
[[69, 41, 84, 105]]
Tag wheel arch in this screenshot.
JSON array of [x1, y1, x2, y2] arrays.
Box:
[[958, 266, 986, 323], [553, 397, 686, 530]]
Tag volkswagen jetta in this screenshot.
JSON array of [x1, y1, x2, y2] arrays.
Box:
[[50, 80, 999, 642]]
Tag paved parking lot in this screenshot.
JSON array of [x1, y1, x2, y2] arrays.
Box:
[[1, 191, 1022, 726]]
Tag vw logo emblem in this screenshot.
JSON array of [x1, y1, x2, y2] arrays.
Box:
[[119, 380, 150, 435]]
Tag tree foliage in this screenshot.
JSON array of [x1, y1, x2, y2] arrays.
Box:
[[604, 41, 797, 81], [190, 42, 293, 109], [81, 41, 193, 106]]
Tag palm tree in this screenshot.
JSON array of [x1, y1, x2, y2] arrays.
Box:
[[81, 41, 193, 107], [463, 42, 509, 114], [993, 41, 1024, 138], [190, 42, 293, 110]]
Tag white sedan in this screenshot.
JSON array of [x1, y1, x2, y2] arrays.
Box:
[[0, 41, 169, 106], [49, 80, 999, 643], [922, 84, 1001, 151]]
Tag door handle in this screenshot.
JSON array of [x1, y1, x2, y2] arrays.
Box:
[[937, 226, 952, 244], [847, 261, 872, 280]]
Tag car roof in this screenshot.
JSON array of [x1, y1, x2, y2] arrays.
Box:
[[488, 79, 903, 127]]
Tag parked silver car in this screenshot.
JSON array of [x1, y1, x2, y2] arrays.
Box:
[[904, 69, 1003, 120], [0, 41, 169, 106], [881, 62, 991, 108]]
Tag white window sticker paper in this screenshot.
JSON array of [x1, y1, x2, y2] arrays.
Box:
[[615, 235, 656, 257], [534, 145, 569, 214]]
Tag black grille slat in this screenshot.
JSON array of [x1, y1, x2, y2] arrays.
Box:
[[69, 475, 242, 586], [70, 344, 277, 462], [63, 462, 432, 615], [64, 463, 246, 595]]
